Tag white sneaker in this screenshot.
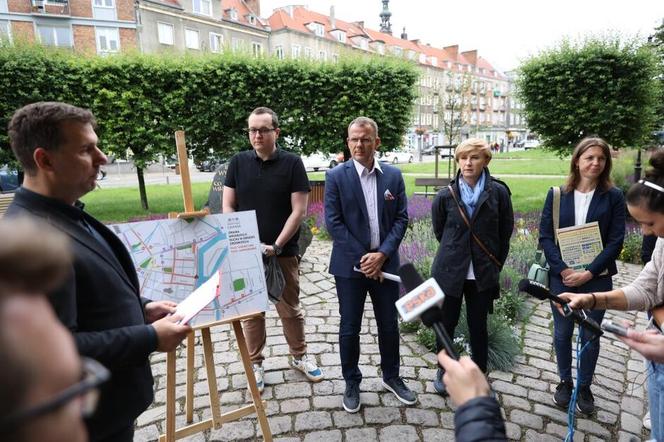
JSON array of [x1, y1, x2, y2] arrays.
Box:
[[644, 411, 651, 430], [252, 363, 264, 393], [290, 354, 324, 382]]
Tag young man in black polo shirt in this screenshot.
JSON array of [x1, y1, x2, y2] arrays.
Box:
[[222, 107, 324, 392]]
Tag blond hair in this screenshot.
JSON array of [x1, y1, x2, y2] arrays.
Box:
[[454, 138, 492, 163]]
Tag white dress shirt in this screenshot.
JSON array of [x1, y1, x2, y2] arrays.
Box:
[[574, 188, 595, 225], [353, 159, 382, 250]]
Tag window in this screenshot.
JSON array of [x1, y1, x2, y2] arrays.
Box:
[[247, 14, 256, 25], [359, 38, 368, 50], [375, 42, 384, 55], [192, 0, 211, 16], [331, 53, 338, 62], [291, 44, 300, 58], [333, 30, 345, 43], [95, 27, 119, 53], [93, 0, 113, 7], [251, 42, 262, 57], [275, 45, 284, 59], [185, 29, 199, 50], [309, 22, 324, 37], [36, 24, 72, 47], [0, 0, 7, 13], [157, 22, 174, 45], [229, 8, 238, 20], [232, 37, 242, 51], [209, 32, 223, 52], [0, 21, 10, 42], [92, 0, 116, 20], [318, 50, 326, 61], [304, 47, 312, 58]]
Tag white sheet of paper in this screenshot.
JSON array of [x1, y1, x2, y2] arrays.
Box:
[[175, 271, 221, 325]]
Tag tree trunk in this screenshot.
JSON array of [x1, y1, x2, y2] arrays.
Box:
[[137, 167, 149, 210]]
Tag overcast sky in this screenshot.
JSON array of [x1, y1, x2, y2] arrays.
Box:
[[260, 0, 664, 72]]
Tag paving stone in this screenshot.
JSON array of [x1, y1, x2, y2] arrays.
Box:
[[378, 425, 419, 442], [281, 398, 311, 413], [405, 408, 439, 426], [621, 396, 644, 416], [313, 395, 342, 409], [492, 380, 528, 397], [504, 422, 521, 439], [264, 415, 293, 435], [510, 409, 544, 429], [545, 422, 585, 440], [133, 425, 160, 442], [524, 429, 564, 442], [364, 406, 401, 424], [515, 376, 549, 391], [274, 382, 312, 399], [137, 405, 165, 427], [421, 428, 456, 441], [293, 411, 333, 432], [208, 420, 255, 441], [331, 410, 364, 428], [440, 411, 455, 429], [621, 411, 643, 435], [302, 430, 342, 442], [618, 430, 643, 442], [417, 393, 447, 409], [532, 404, 568, 424], [501, 394, 531, 410], [576, 418, 611, 437], [345, 427, 378, 441]]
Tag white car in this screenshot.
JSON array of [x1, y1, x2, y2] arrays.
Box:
[[382, 149, 414, 164], [523, 140, 541, 150], [301, 152, 340, 171]]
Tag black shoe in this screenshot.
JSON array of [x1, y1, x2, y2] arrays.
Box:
[[553, 380, 573, 409], [342, 382, 361, 413], [433, 368, 447, 396], [576, 385, 595, 415], [382, 377, 417, 405]]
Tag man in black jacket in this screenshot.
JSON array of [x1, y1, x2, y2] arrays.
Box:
[[6, 102, 191, 441]]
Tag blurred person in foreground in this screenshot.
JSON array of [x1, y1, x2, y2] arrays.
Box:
[[6, 102, 191, 441], [0, 218, 108, 442], [437, 350, 506, 441]]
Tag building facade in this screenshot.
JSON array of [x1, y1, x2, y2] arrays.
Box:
[[0, 0, 138, 54]]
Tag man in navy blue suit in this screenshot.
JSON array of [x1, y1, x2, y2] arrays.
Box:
[[324, 116, 415, 413]]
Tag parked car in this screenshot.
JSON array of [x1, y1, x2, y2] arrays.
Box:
[[381, 149, 414, 164], [0, 165, 20, 193], [196, 156, 228, 172], [523, 140, 541, 150], [302, 152, 342, 171]]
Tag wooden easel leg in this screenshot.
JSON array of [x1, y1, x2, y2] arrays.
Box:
[[185, 332, 195, 423], [165, 349, 176, 442], [201, 327, 222, 428], [232, 321, 272, 442]]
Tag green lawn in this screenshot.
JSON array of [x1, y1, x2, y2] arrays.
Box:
[[397, 154, 570, 176]]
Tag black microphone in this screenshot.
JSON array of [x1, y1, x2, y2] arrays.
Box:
[[518, 279, 603, 337], [397, 263, 459, 359]]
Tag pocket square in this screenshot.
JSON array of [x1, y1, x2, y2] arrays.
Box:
[[384, 189, 395, 201]]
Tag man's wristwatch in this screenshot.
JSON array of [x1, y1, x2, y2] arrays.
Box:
[[272, 243, 283, 256]]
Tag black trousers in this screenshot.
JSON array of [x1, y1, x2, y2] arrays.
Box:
[[436, 279, 493, 373]]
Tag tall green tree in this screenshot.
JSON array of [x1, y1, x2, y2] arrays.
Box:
[[0, 45, 418, 210], [517, 36, 660, 153]]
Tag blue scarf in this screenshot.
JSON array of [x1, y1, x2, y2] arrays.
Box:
[[458, 170, 486, 218]]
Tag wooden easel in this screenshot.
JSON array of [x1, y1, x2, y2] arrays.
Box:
[[159, 130, 272, 441]]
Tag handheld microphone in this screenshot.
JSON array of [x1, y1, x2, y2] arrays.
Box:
[[518, 279, 602, 337], [397, 263, 459, 359]]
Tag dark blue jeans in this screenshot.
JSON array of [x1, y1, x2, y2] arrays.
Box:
[[335, 276, 400, 384], [550, 275, 611, 386]]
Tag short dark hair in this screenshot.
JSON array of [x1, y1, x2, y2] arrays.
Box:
[[249, 107, 279, 128], [7, 102, 96, 175]]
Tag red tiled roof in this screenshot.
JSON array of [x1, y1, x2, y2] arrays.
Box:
[[221, 0, 269, 30], [267, 5, 504, 77]]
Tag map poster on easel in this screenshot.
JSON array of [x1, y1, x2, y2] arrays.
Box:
[[110, 210, 269, 326]]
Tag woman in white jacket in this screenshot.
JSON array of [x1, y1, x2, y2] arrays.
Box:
[[561, 149, 664, 440]]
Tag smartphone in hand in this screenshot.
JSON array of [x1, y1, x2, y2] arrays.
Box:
[[601, 319, 629, 337]]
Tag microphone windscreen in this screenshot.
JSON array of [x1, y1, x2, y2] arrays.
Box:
[[398, 263, 424, 291], [420, 308, 443, 327], [518, 278, 550, 301]]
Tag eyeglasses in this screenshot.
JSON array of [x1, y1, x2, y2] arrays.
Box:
[[246, 128, 275, 136], [0, 357, 110, 432]]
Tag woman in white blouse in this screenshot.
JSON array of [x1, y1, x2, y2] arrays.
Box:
[[538, 137, 626, 415]]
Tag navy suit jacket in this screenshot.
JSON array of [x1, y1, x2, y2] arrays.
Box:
[[324, 160, 408, 278], [539, 185, 625, 281]]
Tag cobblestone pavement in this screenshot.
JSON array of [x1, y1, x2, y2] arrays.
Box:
[[136, 238, 650, 441]]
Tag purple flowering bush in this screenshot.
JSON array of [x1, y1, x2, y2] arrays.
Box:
[[305, 201, 330, 239]]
